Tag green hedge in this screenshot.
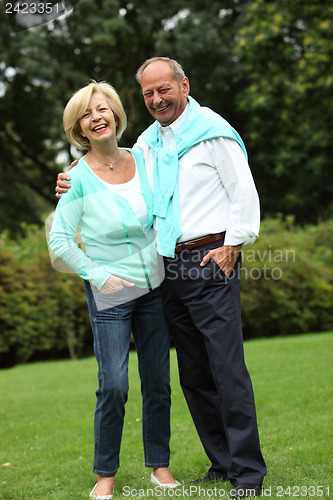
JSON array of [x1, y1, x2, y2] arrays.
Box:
[[241, 216, 333, 338], [0, 218, 332, 366], [0, 224, 90, 367]]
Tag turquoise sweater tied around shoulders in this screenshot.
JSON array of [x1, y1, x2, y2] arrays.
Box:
[[141, 95, 248, 258]]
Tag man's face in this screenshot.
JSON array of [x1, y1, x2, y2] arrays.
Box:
[[140, 61, 190, 127]]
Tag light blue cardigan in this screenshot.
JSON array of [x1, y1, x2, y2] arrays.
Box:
[[141, 96, 248, 257], [48, 149, 161, 290]]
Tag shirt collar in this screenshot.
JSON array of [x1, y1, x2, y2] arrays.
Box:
[[158, 100, 189, 137]]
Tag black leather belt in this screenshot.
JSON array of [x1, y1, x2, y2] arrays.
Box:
[[175, 232, 225, 253]]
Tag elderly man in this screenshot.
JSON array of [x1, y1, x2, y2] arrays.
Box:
[[56, 57, 266, 498]]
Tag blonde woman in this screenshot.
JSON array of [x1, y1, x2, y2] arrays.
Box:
[[48, 82, 179, 498]]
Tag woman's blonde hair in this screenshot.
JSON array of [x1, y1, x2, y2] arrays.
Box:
[[63, 81, 127, 150]]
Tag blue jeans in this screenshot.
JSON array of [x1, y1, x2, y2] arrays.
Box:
[[84, 282, 171, 476]]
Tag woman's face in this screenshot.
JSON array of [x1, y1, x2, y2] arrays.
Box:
[[79, 91, 118, 146]]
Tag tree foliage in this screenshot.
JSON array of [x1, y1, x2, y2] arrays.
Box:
[[233, 0, 333, 221], [0, 0, 332, 234]]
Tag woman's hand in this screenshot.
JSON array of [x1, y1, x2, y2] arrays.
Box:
[[100, 275, 135, 294]]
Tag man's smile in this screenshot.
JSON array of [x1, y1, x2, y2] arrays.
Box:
[[154, 104, 169, 112]]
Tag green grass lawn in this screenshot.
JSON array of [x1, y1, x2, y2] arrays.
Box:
[[1, 332, 332, 499]]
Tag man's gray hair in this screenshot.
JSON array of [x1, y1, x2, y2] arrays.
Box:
[[136, 57, 186, 85]]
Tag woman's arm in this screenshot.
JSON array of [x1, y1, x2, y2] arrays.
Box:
[[48, 177, 111, 290]]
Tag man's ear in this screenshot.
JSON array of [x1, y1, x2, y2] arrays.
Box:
[[182, 77, 190, 98]]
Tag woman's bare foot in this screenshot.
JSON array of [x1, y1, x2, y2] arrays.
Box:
[[91, 475, 115, 497], [153, 467, 179, 485]]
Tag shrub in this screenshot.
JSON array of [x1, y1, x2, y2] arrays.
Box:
[[240, 217, 333, 338], [0, 224, 90, 367], [0, 218, 332, 366]]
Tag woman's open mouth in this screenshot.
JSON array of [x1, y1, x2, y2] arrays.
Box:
[[92, 124, 107, 133]]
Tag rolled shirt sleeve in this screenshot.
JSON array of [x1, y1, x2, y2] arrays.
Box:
[[210, 137, 260, 246]]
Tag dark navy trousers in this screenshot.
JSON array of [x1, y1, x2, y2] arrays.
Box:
[[162, 238, 267, 486]]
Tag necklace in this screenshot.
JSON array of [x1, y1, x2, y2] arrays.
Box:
[[90, 150, 121, 170]]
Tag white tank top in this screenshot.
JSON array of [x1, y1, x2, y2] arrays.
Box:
[[85, 162, 149, 225]]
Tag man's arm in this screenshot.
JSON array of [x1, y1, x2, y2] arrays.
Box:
[[200, 137, 260, 277], [217, 138, 260, 245], [55, 159, 78, 198]]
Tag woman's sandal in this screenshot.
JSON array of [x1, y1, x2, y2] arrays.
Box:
[[150, 472, 180, 488], [89, 483, 113, 499]]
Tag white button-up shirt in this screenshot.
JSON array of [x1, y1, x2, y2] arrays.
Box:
[[135, 105, 260, 246]]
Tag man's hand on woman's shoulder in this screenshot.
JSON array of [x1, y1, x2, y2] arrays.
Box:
[[55, 159, 78, 198]]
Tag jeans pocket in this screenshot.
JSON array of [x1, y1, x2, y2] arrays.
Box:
[[211, 256, 229, 282], [100, 286, 124, 296], [211, 253, 242, 282]]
